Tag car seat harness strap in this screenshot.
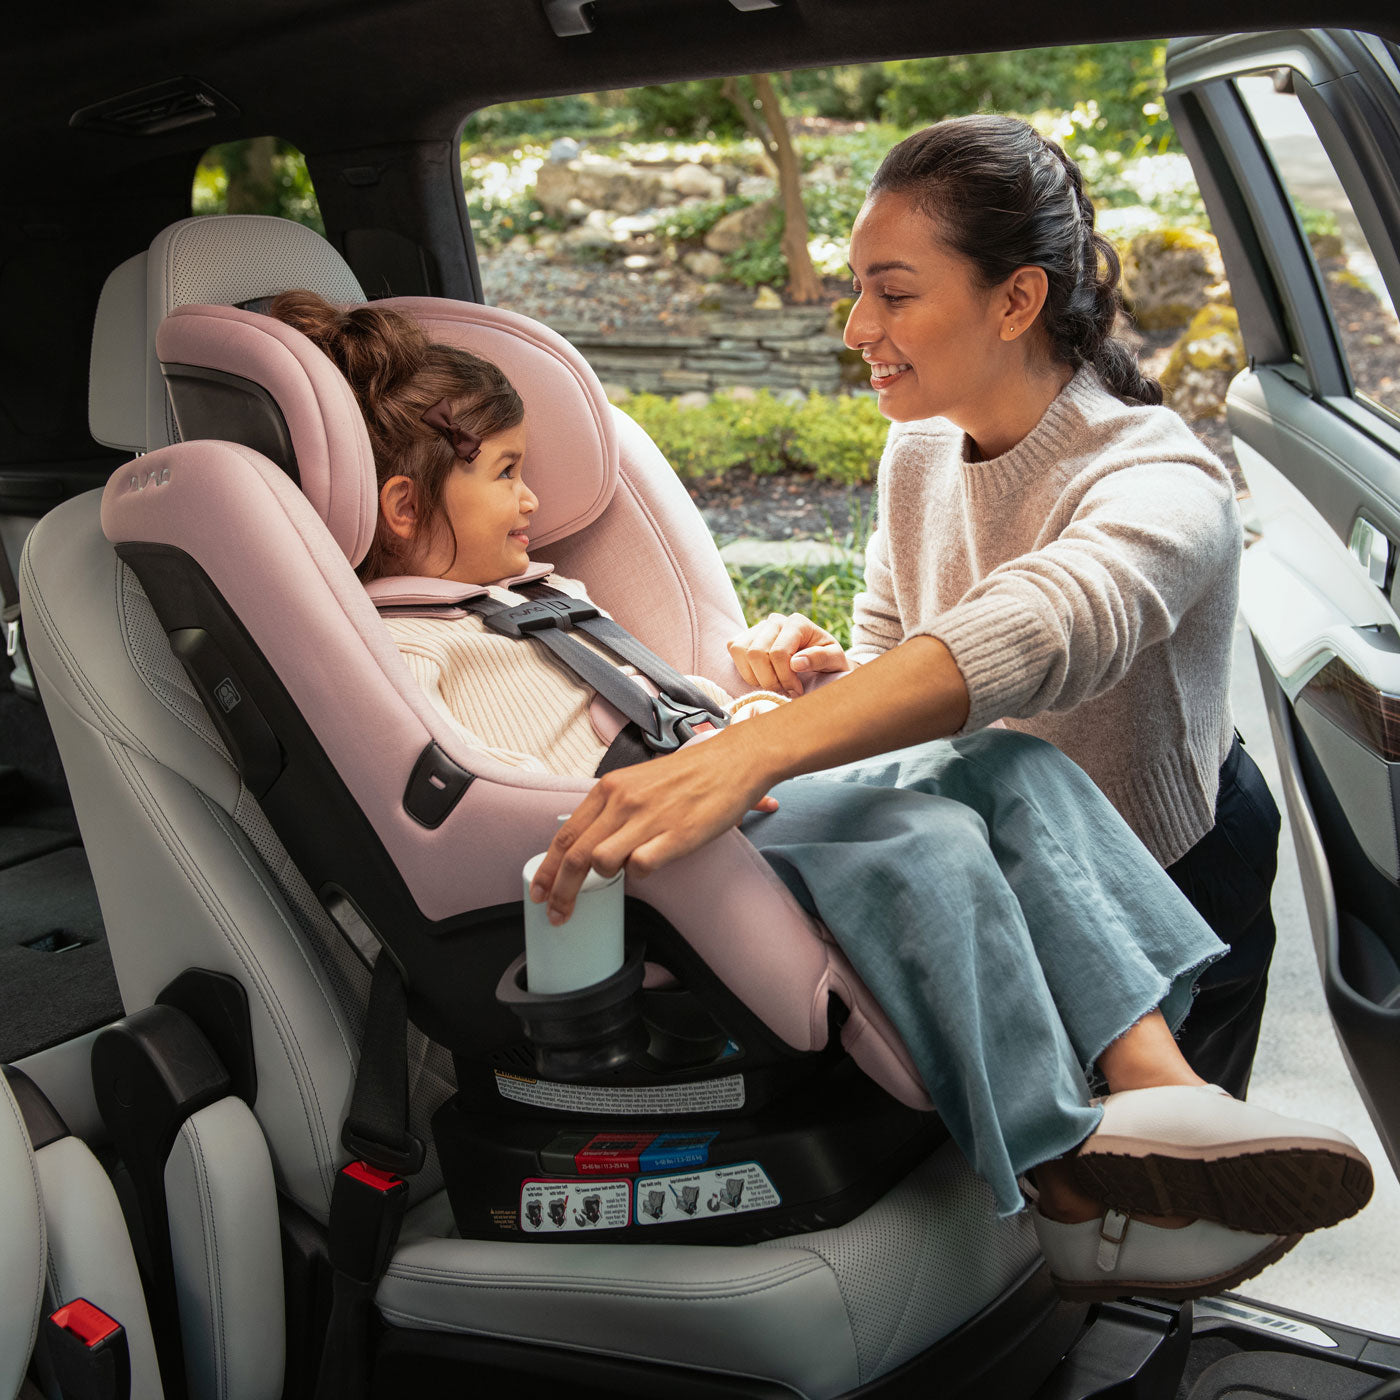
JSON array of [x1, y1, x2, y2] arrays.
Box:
[[463, 584, 726, 772]]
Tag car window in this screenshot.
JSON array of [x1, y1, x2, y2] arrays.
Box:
[[192, 137, 324, 234], [1235, 72, 1400, 421]]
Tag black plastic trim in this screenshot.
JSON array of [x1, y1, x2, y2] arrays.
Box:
[[157, 968, 258, 1108], [1, 1063, 70, 1150], [163, 364, 300, 485]]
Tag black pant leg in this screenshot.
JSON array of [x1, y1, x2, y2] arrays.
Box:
[[1166, 737, 1281, 1098]]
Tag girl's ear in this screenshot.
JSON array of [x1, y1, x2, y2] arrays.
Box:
[[379, 475, 418, 541]]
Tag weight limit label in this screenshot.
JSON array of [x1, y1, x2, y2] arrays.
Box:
[[520, 1178, 630, 1233], [495, 1071, 745, 1115], [634, 1162, 779, 1226]]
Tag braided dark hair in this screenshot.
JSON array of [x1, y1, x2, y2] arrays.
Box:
[[869, 114, 1161, 406]]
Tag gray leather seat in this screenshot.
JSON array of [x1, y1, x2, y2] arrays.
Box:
[[1, 1067, 163, 1400], [21, 214, 1049, 1397]]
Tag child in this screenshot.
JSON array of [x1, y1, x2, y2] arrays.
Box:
[[268, 289, 1373, 1303]]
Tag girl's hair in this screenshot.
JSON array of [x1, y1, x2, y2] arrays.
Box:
[[869, 114, 1161, 406], [267, 289, 524, 580]]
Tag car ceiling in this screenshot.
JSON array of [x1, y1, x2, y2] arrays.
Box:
[[1, 0, 1397, 474]]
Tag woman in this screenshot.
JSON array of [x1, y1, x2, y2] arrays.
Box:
[[530, 114, 1279, 1101]]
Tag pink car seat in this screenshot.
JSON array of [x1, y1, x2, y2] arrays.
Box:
[[22, 214, 1068, 1398]]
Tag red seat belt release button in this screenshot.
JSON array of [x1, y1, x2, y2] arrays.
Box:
[[45, 1298, 131, 1400], [330, 1160, 409, 1284]]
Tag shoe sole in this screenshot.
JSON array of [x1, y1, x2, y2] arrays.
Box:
[[1048, 1231, 1303, 1303], [1071, 1140, 1373, 1236]]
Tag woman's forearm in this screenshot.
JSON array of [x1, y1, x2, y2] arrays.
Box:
[[723, 634, 971, 785]]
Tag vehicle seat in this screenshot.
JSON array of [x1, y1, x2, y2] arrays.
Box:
[[1, 1064, 163, 1400], [21, 213, 1060, 1397]]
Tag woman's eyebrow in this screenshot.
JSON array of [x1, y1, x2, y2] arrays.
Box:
[[852, 260, 920, 276]]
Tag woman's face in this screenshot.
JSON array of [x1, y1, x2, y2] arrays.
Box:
[[403, 419, 538, 584], [844, 191, 1011, 425]]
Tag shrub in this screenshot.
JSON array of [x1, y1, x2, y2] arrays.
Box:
[[618, 389, 887, 483]]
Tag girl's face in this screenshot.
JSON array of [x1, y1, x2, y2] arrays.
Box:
[[384, 420, 538, 584], [844, 191, 1024, 425]]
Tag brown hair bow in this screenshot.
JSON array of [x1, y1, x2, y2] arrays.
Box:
[[421, 399, 482, 462]]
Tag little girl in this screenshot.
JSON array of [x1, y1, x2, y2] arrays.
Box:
[[268, 289, 1373, 1303]]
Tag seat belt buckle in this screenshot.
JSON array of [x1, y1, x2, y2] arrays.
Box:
[[483, 595, 600, 638], [4, 610, 20, 660], [643, 693, 723, 754], [44, 1299, 131, 1400], [329, 1161, 410, 1284]]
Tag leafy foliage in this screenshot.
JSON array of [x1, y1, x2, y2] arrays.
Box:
[[619, 389, 887, 484], [728, 557, 863, 648], [193, 139, 324, 233]]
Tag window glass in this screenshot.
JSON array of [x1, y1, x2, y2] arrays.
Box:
[[191, 137, 324, 234], [1236, 73, 1400, 418]]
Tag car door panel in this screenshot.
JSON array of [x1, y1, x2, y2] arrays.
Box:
[[1167, 29, 1400, 1173]]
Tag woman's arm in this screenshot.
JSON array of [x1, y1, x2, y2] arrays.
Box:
[[528, 632, 969, 922]]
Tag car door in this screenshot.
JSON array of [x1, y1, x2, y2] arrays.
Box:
[[1164, 29, 1400, 1174]]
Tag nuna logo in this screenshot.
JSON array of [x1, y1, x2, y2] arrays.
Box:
[[129, 466, 171, 491]]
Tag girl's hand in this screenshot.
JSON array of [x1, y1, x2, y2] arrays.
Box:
[[728, 612, 850, 698], [528, 731, 778, 925]]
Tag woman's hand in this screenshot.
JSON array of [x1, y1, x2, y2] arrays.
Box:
[[728, 612, 850, 698], [528, 728, 779, 925]]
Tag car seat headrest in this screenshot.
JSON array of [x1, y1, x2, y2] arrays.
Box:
[[90, 215, 366, 454], [153, 295, 620, 565]]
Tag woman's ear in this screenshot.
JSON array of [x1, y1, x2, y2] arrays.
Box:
[[379, 475, 419, 541], [1000, 265, 1050, 341]]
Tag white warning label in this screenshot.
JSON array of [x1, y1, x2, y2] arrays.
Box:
[[494, 1072, 745, 1115], [634, 1161, 780, 1226], [520, 1178, 631, 1233]]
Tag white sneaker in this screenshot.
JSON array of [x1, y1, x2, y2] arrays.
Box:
[[1031, 1204, 1301, 1303], [1072, 1084, 1372, 1235]]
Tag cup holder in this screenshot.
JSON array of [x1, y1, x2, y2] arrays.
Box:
[[495, 938, 648, 1080]]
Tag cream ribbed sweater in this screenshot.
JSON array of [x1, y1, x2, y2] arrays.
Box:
[[851, 367, 1241, 866], [384, 575, 741, 778]]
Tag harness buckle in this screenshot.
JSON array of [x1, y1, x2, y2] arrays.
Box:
[[643, 692, 722, 754], [482, 595, 600, 639]]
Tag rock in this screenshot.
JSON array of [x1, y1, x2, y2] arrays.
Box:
[[736, 175, 777, 201], [564, 197, 590, 222], [666, 163, 726, 201], [752, 285, 784, 311], [600, 382, 631, 404], [718, 385, 759, 401], [533, 231, 562, 256], [613, 212, 661, 236], [1121, 226, 1230, 332], [535, 156, 664, 217], [623, 254, 655, 271], [549, 137, 581, 163], [562, 223, 615, 252], [675, 391, 712, 409], [711, 163, 746, 193], [507, 234, 534, 253], [1160, 305, 1247, 419], [704, 198, 779, 253], [682, 249, 726, 280]]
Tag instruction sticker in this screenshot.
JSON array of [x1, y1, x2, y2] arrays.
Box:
[[520, 1178, 631, 1233], [495, 1071, 745, 1115], [634, 1161, 780, 1226]]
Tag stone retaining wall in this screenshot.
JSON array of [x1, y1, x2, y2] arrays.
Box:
[[549, 306, 847, 397]]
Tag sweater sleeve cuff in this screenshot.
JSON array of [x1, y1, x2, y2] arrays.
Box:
[[913, 595, 1060, 733]]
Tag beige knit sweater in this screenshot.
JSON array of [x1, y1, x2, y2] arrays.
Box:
[[385, 575, 747, 778], [851, 367, 1241, 866]]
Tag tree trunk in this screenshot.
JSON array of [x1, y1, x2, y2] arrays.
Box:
[[225, 135, 280, 216], [722, 75, 824, 304]]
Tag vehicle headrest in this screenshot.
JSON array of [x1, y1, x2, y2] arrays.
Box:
[[90, 215, 366, 454], [153, 295, 619, 566]]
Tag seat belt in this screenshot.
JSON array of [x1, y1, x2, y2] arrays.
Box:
[[315, 953, 423, 1400], [464, 585, 727, 772]]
